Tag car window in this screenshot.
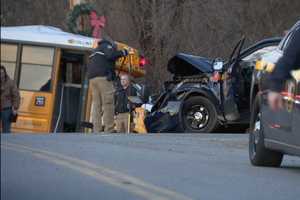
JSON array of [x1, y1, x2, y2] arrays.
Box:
[[19, 45, 54, 92], [242, 46, 278, 63]]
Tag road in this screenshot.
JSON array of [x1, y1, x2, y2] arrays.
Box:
[[1, 133, 300, 200]]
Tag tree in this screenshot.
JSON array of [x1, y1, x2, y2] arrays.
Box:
[[1, 0, 300, 92]]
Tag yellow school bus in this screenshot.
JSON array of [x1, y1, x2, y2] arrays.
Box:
[[0, 26, 145, 133]]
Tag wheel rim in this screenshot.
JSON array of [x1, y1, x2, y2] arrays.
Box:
[[185, 105, 210, 130], [251, 112, 261, 158]]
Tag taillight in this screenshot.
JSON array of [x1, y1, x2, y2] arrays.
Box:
[[139, 56, 147, 67], [211, 72, 221, 82]]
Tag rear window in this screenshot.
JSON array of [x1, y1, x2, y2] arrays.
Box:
[[19, 45, 54, 92]]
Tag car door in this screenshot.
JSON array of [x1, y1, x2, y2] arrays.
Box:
[[261, 31, 297, 144], [291, 70, 300, 147], [262, 79, 295, 145]]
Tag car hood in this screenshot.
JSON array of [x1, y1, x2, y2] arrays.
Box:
[[167, 53, 213, 76]]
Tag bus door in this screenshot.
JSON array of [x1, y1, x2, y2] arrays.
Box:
[[1, 43, 60, 133], [52, 51, 88, 132]]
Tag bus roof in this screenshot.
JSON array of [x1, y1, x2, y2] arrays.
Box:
[[1, 25, 98, 50]]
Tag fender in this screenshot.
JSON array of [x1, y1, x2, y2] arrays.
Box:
[[175, 87, 222, 115], [250, 67, 267, 110]]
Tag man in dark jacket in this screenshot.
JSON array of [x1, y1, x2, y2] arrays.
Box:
[[88, 39, 128, 133], [268, 21, 300, 111], [114, 73, 137, 133], [0, 65, 20, 133]]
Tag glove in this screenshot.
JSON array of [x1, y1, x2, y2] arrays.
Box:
[[121, 49, 129, 56]]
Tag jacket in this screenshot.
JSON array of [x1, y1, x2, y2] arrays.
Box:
[[87, 40, 125, 80], [1, 78, 20, 110], [269, 21, 300, 92], [115, 84, 138, 114]]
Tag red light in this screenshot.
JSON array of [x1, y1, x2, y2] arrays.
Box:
[[211, 72, 221, 82], [139, 57, 147, 67], [270, 124, 281, 129]]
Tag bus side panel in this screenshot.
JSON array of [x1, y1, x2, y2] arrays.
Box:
[[84, 84, 93, 133], [12, 91, 54, 133], [11, 48, 61, 133], [115, 42, 145, 78]]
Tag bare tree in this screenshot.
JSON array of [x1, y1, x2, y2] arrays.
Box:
[[2, 0, 300, 92]]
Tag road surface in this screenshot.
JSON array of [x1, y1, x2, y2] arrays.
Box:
[[1, 133, 300, 200]]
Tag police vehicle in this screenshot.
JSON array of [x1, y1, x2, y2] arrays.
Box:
[[249, 26, 300, 167]]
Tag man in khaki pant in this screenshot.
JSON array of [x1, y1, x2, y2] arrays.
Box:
[[114, 74, 137, 133], [88, 39, 128, 133]]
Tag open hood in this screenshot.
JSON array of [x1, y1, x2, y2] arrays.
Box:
[[167, 53, 213, 76]]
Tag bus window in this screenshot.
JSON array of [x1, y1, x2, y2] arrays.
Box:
[[1, 44, 18, 79], [19, 46, 54, 92]]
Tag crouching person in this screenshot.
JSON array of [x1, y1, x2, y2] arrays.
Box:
[[88, 40, 128, 133], [114, 74, 137, 133]]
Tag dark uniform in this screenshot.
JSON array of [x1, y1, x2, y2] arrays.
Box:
[[88, 40, 127, 133], [269, 21, 300, 92], [114, 82, 137, 133], [88, 40, 127, 81]]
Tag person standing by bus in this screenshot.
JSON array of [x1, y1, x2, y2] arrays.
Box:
[[88, 39, 128, 133], [0, 65, 20, 133], [114, 73, 138, 133]]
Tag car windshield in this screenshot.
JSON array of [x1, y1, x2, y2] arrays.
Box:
[[242, 46, 278, 63]]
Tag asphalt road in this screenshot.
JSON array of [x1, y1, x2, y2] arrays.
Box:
[[1, 133, 300, 200]]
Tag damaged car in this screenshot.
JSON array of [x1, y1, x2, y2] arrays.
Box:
[[145, 37, 282, 133]]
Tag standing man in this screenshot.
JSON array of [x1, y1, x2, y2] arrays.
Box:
[[114, 73, 137, 133], [0, 65, 20, 133], [88, 39, 128, 133], [268, 21, 300, 111]]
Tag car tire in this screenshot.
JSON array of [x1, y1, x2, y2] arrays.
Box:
[[249, 95, 283, 167], [181, 96, 219, 133]]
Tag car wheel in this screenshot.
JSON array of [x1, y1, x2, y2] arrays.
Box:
[[181, 96, 218, 133], [249, 95, 283, 167]]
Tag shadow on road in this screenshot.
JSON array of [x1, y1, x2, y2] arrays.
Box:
[[214, 124, 249, 134]]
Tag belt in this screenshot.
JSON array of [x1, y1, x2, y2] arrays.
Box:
[[115, 112, 130, 115], [1, 107, 12, 111]]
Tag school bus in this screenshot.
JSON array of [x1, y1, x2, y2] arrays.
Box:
[[0, 25, 146, 133]]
